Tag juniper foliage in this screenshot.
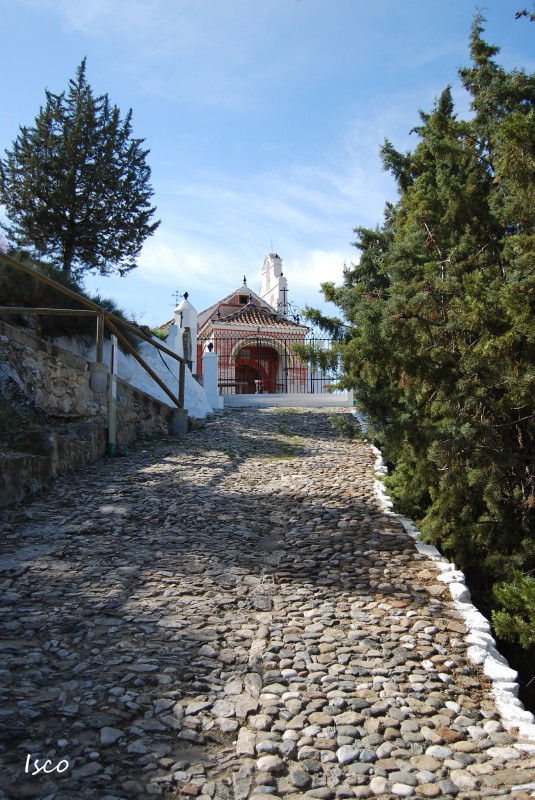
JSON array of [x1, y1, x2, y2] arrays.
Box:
[[305, 17, 535, 657]]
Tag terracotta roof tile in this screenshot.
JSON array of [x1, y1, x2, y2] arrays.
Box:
[[214, 303, 306, 329]]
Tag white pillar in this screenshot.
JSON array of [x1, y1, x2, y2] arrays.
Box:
[[202, 350, 222, 410], [174, 294, 198, 374]]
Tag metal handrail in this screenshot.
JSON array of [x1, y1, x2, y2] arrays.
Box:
[[0, 307, 99, 317], [0, 252, 185, 409]]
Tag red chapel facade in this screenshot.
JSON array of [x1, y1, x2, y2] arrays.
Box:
[[196, 253, 310, 395]]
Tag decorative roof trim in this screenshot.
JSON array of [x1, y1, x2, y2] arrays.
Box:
[[197, 286, 273, 319], [213, 302, 305, 328]]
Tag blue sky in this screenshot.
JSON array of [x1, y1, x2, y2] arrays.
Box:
[[1, 0, 533, 327]]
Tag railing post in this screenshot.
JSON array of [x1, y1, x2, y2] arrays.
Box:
[[107, 335, 118, 456], [257, 335, 261, 392], [179, 359, 185, 409], [96, 313, 104, 363]]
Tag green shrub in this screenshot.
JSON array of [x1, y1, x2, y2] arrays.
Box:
[[492, 571, 535, 649], [328, 413, 363, 440]]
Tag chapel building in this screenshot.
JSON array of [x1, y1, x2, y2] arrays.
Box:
[[196, 253, 310, 395]]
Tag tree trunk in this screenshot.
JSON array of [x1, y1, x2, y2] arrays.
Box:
[[62, 242, 74, 276]]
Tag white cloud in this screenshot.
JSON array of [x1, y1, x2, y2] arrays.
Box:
[[285, 249, 348, 293], [132, 225, 352, 315], [19, 0, 317, 110], [138, 232, 236, 290], [156, 142, 391, 253], [135, 97, 394, 316]]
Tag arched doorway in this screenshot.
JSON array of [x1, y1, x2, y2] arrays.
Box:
[[235, 344, 279, 393]]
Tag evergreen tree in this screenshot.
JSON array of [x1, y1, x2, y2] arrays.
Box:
[[0, 59, 160, 278], [306, 18, 535, 657]]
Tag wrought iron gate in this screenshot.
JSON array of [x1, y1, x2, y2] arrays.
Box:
[[197, 331, 340, 395]]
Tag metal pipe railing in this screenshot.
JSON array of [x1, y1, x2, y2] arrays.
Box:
[[0, 252, 186, 409], [0, 307, 98, 317], [105, 317, 183, 410]]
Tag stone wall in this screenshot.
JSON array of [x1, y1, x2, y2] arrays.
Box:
[[0, 320, 178, 506], [113, 381, 175, 446], [54, 325, 214, 419], [0, 319, 106, 421]]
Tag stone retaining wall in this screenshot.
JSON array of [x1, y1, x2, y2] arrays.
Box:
[[0, 319, 177, 506], [0, 319, 105, 420]]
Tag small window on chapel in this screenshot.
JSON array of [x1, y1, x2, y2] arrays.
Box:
[[239, 294, 248, 304]]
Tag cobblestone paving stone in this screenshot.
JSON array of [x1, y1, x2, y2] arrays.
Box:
[[1, 408, 534, 800]]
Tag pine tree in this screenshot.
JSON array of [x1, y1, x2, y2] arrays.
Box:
[[0, 59, 160, 278]]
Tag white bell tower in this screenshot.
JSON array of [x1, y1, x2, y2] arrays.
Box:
[[259, 252, 289, 315]]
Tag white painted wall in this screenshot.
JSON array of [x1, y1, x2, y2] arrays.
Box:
[[55, 332, 213, 419]]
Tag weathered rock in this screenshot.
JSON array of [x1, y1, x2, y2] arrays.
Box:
[[100, 726, 123, 745], [289, 767, 312, 788], [256, 755, 285, 773], [336, 745, 360, 765]]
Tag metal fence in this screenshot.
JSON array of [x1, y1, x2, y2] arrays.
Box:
[[198, 331, 340, 395]]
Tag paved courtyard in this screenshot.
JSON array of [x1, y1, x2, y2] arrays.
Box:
[[0, 408, 534, 800]]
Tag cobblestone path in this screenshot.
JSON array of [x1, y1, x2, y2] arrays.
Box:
[[1, 408, 534, 800]]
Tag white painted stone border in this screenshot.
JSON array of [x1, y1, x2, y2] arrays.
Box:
[[351, 411, 535, 748], [223, 392, 350, 409]]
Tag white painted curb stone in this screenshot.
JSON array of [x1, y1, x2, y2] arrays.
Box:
[[352, 412, 535, 746]]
